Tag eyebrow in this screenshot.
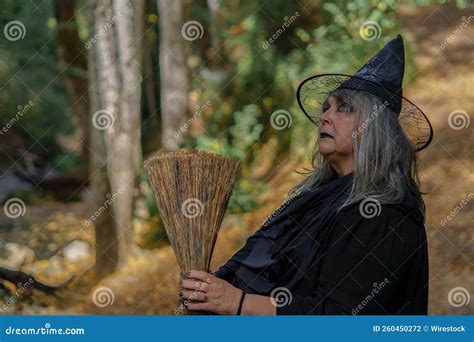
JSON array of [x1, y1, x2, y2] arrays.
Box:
[[322, 95, 343, 108]]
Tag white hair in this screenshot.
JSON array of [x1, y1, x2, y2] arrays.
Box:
[[290, 88, 424, 215]]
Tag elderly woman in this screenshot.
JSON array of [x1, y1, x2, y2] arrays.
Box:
[[178, 34, 432, 315]]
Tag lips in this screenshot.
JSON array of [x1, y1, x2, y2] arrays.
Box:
[[319, 132, 334, 139]]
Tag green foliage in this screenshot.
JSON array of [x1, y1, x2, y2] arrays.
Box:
[[51, 152, 82, 172], [195, 104, 264, 159], [0, 0, 78, 171], [191, 104, 264, 214]]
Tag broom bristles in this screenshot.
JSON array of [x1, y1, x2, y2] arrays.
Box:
[[143, 149, 241, 274]]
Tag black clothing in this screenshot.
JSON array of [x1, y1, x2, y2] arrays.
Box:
[[214, 173, 429, 314]]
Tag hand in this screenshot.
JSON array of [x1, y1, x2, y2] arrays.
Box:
[[178, 270, 243, 315]]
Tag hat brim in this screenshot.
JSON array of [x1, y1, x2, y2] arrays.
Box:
[[296, 73, 433, 152]]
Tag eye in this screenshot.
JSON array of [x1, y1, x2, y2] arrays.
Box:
[[337, 102, 352, 112]]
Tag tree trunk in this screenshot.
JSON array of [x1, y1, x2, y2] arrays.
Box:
[[92, 0, 144, 264], [88, 30, 118, 277], [207, 0, 221, 68], [54, 0, 90, 171], [158, 0, 188, 151], [144, 37, 160, 132]]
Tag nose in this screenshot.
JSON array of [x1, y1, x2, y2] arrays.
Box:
[[319, 108, 331, 126]]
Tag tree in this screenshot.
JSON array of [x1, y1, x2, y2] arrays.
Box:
[[90, 0, 145, 267], [54, 0, 90, 173], [88, 34, 118, 277], [157, 0, 189, 151]]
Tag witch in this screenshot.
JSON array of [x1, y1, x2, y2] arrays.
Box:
[[178, 34, 433, 315]]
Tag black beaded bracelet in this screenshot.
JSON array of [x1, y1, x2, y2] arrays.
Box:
[[236, 291, 246, 315]]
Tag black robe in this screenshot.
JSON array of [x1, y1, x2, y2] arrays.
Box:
[[213, 172, 429, 315]]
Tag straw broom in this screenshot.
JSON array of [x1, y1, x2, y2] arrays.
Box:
[[143, 149, 241, 314]]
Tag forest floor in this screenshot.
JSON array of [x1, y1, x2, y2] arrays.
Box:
[[1, 2, 472, 315]]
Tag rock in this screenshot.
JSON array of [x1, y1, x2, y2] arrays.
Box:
[[0, 170, 32, 203], [0, 242, 36, 270], [47, 255, 66, 274], [63, 240, 91, 262], [47, 243, 57, 252]]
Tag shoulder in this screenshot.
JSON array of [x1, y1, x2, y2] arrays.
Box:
[[330, 201, 426, 258], [335, 200, 422, 230]]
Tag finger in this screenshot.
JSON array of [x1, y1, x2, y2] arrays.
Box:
[[187, 270, 213, 283], [185, 301, 212, 312], [180, 289, 208, 302], [180, 279, 210, 292]]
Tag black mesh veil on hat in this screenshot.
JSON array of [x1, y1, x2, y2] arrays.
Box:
[[296, 34, 433, 152]]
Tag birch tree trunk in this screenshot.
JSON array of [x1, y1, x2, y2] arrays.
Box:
[[92, 0, 145, 263], [88, 40, 118, 277], [158, 0, 188, 151]]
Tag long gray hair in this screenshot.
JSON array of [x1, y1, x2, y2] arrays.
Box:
[[290, 88, 424, 215]]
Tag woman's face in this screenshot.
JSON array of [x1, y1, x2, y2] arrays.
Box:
[[318, 95, 356, 161]]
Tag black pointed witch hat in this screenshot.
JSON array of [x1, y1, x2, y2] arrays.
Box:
[[296, 34, 433, 151]]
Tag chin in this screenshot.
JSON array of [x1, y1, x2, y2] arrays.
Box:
[[318, 140, 336, 156]]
